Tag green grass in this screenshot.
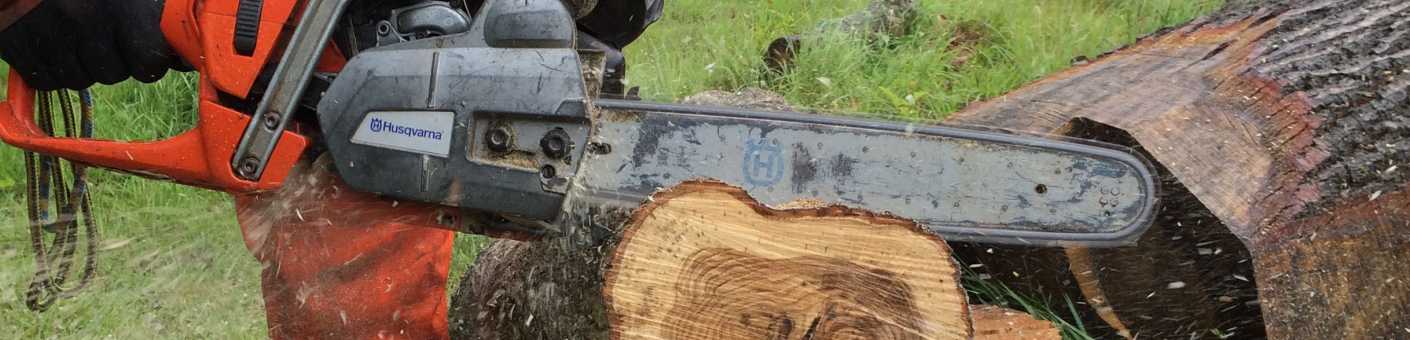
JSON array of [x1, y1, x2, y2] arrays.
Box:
[[964, 268, 1098, 340], [626, 0, 1220, 119], [0, 0, 1218, 338]]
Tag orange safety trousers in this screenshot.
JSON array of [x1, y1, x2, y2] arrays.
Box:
[[230, 158, 455, 339]]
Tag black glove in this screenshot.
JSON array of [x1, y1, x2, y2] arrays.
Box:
[[0, 0, 185, 90]]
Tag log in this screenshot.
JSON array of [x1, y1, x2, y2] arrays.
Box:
[[455, 181, 973, 339], [947, 0, 1410, 339]]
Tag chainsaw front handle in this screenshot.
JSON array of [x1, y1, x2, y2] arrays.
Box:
[[0, 70, 308, 192]]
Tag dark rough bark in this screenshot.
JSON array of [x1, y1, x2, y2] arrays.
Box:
[[1252, 186, 1410, 339], [1252, 1, 1410, 212], [949, 0, 1410, 339], [448, 205, 632, 340]]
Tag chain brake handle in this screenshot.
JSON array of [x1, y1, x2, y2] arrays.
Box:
[[0, 73, 308, 192]]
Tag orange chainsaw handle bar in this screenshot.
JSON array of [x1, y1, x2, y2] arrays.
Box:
[[0, 71, 308, 192]]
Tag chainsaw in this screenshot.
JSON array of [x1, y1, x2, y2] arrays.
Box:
[[0, 0, 1156, 247]]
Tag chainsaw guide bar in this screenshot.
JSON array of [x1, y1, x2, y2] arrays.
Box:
[[576, 100, 1157, 247]]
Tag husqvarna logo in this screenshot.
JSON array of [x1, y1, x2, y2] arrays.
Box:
[[742, 138, 784, 187], [368, 117, 445, 141], [351, 111, 454, 158]]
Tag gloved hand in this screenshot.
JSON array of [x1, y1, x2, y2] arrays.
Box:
[[0, 0, 185, 90]]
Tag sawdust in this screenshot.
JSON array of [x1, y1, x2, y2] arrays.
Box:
[[480, 150, 539, 170], [233, 157, 338, 256], [772, 198, 830, 210]]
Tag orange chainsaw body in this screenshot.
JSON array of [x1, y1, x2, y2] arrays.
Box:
[[0, 0, 343, 192]]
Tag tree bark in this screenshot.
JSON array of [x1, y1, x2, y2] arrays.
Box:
[[447, 201, 629, 340], [948, 0, 1410, 339]]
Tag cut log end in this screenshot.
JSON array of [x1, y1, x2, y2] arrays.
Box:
[[604, 181, 969, 340]]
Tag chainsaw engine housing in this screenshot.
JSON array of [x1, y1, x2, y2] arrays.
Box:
[[317, 0, 590, 226]]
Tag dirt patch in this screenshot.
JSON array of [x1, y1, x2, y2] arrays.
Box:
[[764, 0, 920, 73], [937, 15, 991, 68], [681, 88, 795, 112]]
